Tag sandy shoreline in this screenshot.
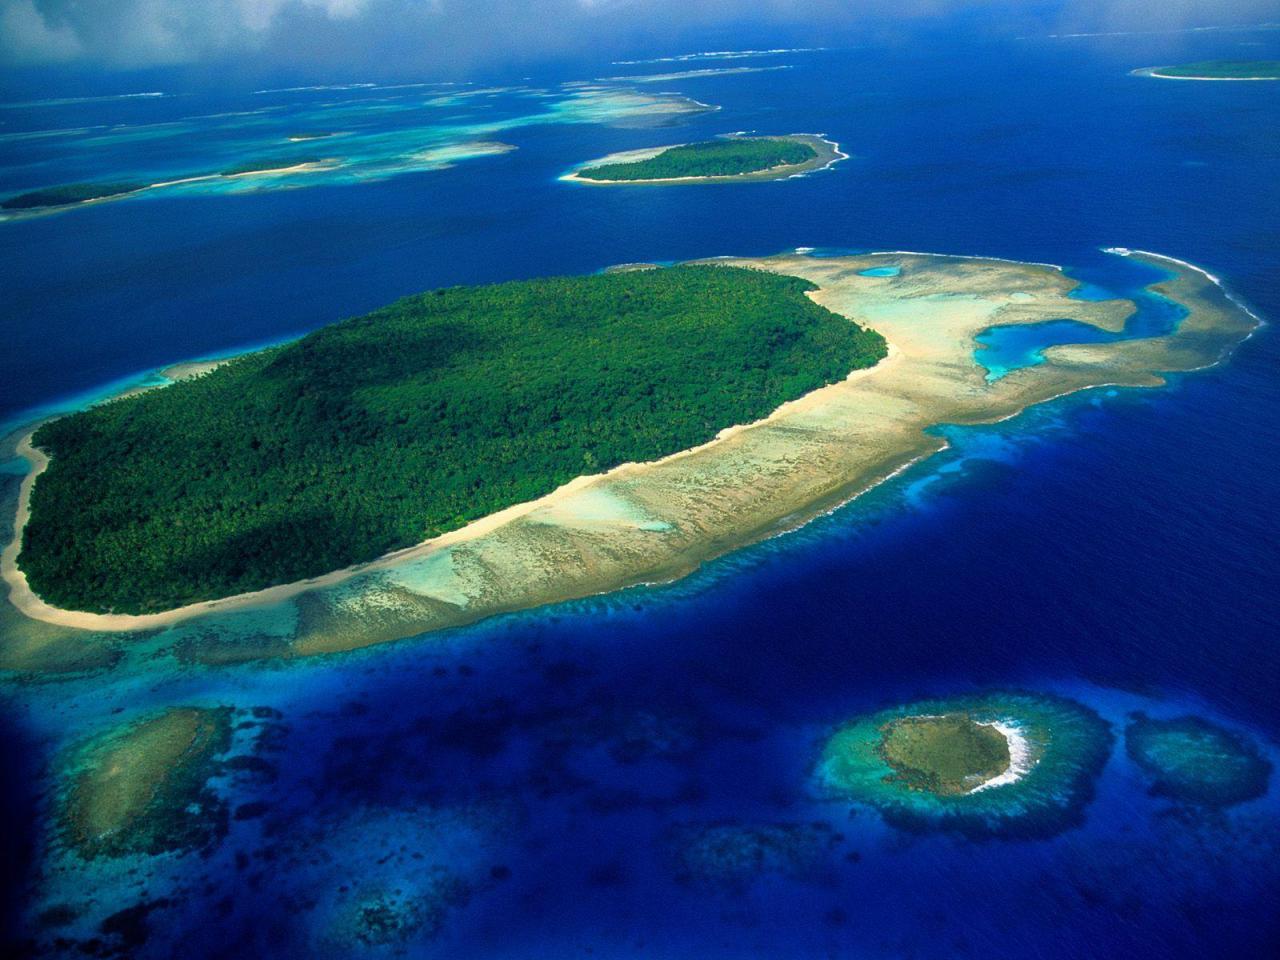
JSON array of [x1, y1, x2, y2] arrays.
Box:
[[1, 341, 903, 633], [1, 249, 1260, 657], [563, 133, 846, 185], [1133, 67, 1280, 81]]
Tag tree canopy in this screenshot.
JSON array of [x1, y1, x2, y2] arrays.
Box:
[[1, 182, 148, 210], [1153, 60, 1280, 78], [580, 138, 817, 181], [21, 264, 886, 614]]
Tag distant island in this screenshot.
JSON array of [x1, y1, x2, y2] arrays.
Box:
[[219, 156, 325, 176], [566, 134, 844, 184], [1, 181, 149, 210], [1, 156, 335, 213], [1136, 60, 1280, 80], [17, 265, 885, 614]]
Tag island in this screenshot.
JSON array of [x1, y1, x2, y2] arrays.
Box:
[[565, 134, 844, 184], [16, 265, 886, 614], [877, 713, 1019, 795], [1, 181, 149, 211], [1135, 60, 1280, 80], [219, 156, 327, 176], [817, 692, 1113, 837], [0, 249, 1260, 663], [1, 158, 334, 214]]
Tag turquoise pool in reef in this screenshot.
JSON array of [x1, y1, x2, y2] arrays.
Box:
[[975, 256, 1189, 381], [858, 265, 901, 277]]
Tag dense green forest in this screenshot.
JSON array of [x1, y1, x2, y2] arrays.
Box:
[[221, 156, 320, 175], [1154, 60, 1280, 78], [2, 181, 148, 210], [22, 265, 886, 614], [3, 155, 321, 210], [580, 138, 817, 181]]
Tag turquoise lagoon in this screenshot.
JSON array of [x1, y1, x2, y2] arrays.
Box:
[[975, 256, 1188, 380]]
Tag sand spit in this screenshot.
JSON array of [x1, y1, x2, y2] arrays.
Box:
[[0, 251, 1259, 658], [1134, 66, 1280, 81]]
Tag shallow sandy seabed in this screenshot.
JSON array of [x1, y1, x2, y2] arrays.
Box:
[[0, 250, 1259, 666]]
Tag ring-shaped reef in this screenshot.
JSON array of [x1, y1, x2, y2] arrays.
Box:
[[1125, 713, 1272, 807], [817, 692, 1113, 838]]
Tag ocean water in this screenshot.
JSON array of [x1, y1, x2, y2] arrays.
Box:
[[2, 29, 1280, 960]]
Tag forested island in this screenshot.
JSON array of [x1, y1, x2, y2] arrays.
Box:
[[1, 181, 148, 210], [1140, 60, 1280, 80], [877, 714, 1012, 796], [2, 155, 328, 212], [19, 265, 886, 614], [220, 156, 322, 176], [570, 134, 841, 184]]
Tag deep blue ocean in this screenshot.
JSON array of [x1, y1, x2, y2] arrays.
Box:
[[1, 28, 1279, 960]]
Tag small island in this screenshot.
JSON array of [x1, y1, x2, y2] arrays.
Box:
[[817, 692, 1113, 837], [17, 265, 885, 614], [219, 156, 326, 176], [1, 181, 149, 211], [566, 134, 844, 184], [878, 714, 1018, 796], [1136, 60, 1280, 81], [2, 157, 333, 214]]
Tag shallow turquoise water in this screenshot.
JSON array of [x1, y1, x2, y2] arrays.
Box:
[[857, 265, 900, 277], [976, 317, 1118, 380], [975, 257, 1189, 381]]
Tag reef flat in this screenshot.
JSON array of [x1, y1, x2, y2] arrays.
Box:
[[1126, 714, 1272, 806], [817, 692, 1113, 837], [565, 134, 844, 184], [0, 249, 1259, 664], [59, 707, 232, 858]]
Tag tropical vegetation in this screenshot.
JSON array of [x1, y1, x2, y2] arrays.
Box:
[[580, 137, 817, 181], [22, 265, 885, 613]]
